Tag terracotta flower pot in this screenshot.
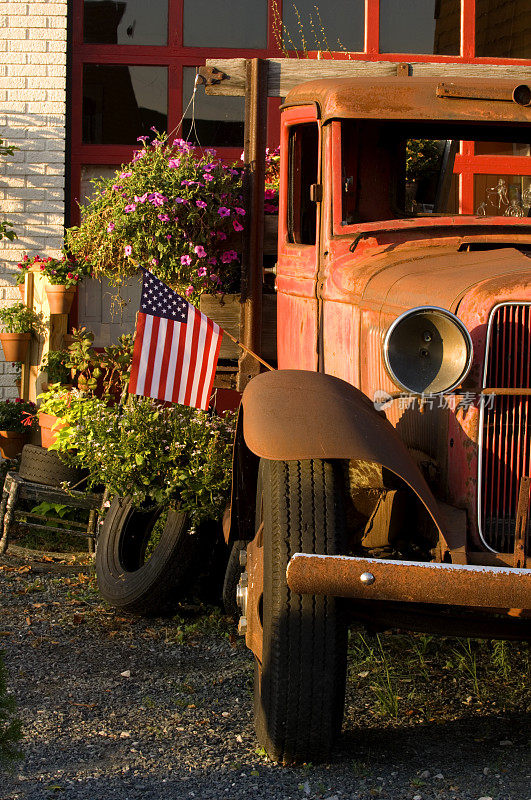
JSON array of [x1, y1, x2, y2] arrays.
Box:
[[45, 284, 76, 315], [38, 412, 66, 449], [0, 430, 27, 460], [0, 332, 31, 362]]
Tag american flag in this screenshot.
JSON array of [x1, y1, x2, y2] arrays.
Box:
[[128, 269, 223, 411]]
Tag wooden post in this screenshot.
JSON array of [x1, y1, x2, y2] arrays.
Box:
[[238, 57, 268, 393]]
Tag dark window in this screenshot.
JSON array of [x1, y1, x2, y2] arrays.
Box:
[[379, 0, 460, 55], [287, 123, 318, 245], [282, 0, 364, 53], [476, 0, 531, 58], [183, 0, 267, 48], [82, 64, 168, 144], [83, 0, 168, 45], [182, 68, 244, 148]]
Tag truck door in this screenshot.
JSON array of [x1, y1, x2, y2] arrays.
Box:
[[276, 105, 321, 371]]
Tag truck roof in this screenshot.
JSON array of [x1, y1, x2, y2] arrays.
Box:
[[283, 76, 531, 125]]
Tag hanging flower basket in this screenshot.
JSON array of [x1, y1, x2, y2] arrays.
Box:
[[0, 332, 31, 362], [0, 430, 28, 460], [45, 284, 76, 315]]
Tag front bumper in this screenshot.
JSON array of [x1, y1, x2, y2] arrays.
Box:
[[286, 554, 531, 611]]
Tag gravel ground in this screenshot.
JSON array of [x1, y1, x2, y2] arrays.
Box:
[[0, 548, 529, 800]]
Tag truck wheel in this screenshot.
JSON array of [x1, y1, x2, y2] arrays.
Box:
[[222, 539, 247, 617], [253, 458, 348, 764], [96, 496, 201, 615]]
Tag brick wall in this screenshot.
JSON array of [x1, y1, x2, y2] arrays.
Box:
[[0, 0, 68, 398]]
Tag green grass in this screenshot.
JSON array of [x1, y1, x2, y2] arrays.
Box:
[[347, 630, 530, 725]]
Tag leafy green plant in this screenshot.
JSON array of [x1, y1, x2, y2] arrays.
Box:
[[0, 303, 43, 335], [37, 388, 236, 526], [0, 138, 18, 245], [64, 328, 133, 399], [40, 350, 70, 386], [0, 398, 36, 433], [0, 651, 23, 767], [65, 132, 246, 303]]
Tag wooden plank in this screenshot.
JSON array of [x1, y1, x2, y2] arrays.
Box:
[[200, 292, 277, 362], [205, 58, 531, 97]]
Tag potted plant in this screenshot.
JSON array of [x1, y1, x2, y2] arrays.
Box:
[[64, 132, 245, 305], [40, 349, 71, 389], [0, 398, 36, 459], [0, 303, 43, 362], [31, 254, 86, 315]]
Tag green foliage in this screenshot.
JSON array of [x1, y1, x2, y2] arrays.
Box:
[[40, 350, 70, 386], [0, 303, 43, 335], [0, 138, 19, 245], [37, 388, 236, 526], [65, 132, 246, 303], [0, 651, 23, 768], [0, 398, 36, 433], [64, 328, 133, 398], [405, 139, 444, 180]]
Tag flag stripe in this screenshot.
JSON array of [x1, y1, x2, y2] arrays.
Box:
[[172, 321, 188, 404], [200, 323, 223, 411], [145, 315, 161, 397], [189, 311, 209, 408], [135, 313, 154, 396], [129, 312, 146, 395], [163, 322, 183, 403], [183, 309, 202, 407], [194, 318, 214, 410], [149, 316, 167, 399]]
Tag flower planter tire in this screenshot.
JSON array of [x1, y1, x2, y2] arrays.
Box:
[[18, 444, 85, 488], [95, 496, 205, 615]]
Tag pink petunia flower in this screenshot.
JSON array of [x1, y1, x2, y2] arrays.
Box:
[[124, 204, 137, 213], [168, 158, 180, 168], [203, 173, 214, 182], [217, 206, 230, 217], [107, 222, 115, 232], [157, 213, 170, 222], [197, 266, 207, 277], [217, 231, 227, 241], [221, 250, 238, 264], [234, 207, 246, 216], [181, 255, 192, 266], [194, 245, 207, 258], [196, 200, 207, 209], [233, 220, 244, 232], [124, 245, 132, 256], [185, 285, 194, 297]]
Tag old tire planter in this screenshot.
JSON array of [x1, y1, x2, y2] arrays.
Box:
[[18, 444, 85, 487], [96, 496, 200, 615], [254, 458, 348, 764]]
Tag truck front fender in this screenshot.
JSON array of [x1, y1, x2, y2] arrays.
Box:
[[241, 369, 446, 541]]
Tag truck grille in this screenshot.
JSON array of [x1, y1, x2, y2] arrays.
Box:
[[480, 303, 531, 553]]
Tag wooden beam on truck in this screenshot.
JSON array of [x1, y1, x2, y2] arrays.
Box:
[[202, 58, 531, 97]]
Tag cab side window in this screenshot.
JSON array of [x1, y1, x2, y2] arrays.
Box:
[[287, 123, 318, 245]]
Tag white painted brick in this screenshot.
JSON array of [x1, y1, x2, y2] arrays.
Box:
[[24, 201, 63, 213], [46, 65, 66, 78], [1, 27, 28, 39], [45, 138, 64, 151], [0, 101, 26, 113], [0, 126, 28, 139], [27, 76, 62, 89], [9, 39, 46, 52], [0, 77, 25, 89], [28, 51, 60, 64], [28, 4, 65, 15], [3, 5, 30, 16], [0, 199, 24, 212], [9, 64, 47, 77], [26, 102, 64, 115], [8, 15, 47, 28], [46, 39, 66, 51]]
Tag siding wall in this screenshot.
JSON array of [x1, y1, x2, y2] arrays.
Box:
[[0, 0, 68, 398]]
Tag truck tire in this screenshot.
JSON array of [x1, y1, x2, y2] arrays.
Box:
[[18, 444, 85, 488], [96, 496, 201, 615], [254, 458, 348, 764]]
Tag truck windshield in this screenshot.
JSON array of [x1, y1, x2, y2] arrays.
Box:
[[340, 120, 531, 225]]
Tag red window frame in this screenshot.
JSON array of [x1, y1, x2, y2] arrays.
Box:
[[70, 0, 530, 224]]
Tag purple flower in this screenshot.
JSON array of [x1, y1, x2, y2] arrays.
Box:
[[217, 206, 230, 217], [107, 223, 115, 233], [112, 184, 122, 192], [203, 173, 214, 182], [181, 180, 193, 186], [124, 204, 137, 213], [166, 234, 172, 240], [119, 171, 132, 179], [229, 168, 240, 177], [132, 150, 145, 162], [197, 266, 207, 277], [208, 257, 218, 266], [124, 245, 132, 257], [194, 245, 206, 258], [175, 197, 187, 204], [151, 258, 159, 266], [221, 250, 237, 263], [148, 192, 167, 207], [234, 207, 246, 216], [196, 200, 207, 209], [157, 213, 170, 222], [168, 158, 180, 168], [185, 285, 194, 297], [135, 193, 149, 203], [137, 135, 149, 142], [217, 231, 227, 241], [181, 255, 192, 266], [233, 220, 244, 232]]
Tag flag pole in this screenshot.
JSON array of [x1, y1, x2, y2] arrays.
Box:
[[221, 329, 275, 371]]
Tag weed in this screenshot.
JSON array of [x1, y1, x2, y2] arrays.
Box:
[[490, 639, 511, 680], [351, 758, 369, 778], [451, 639, 482, 698]]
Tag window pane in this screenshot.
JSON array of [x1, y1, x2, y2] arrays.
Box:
[[475, 175, 531, 216], [83, 65, 168, 144], [379, 0, 460, 55], [283, 0, 364, 53], [475, 142, 531, 156], [83, 0, 168, 45], [476, 0, 531, 58], [182, 68, 244, 148], [288, 124, 318, 245], [183, 0, 267, 48]]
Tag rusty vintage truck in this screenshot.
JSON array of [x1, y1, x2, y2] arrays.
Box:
[[217, 71, 531, 764]]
